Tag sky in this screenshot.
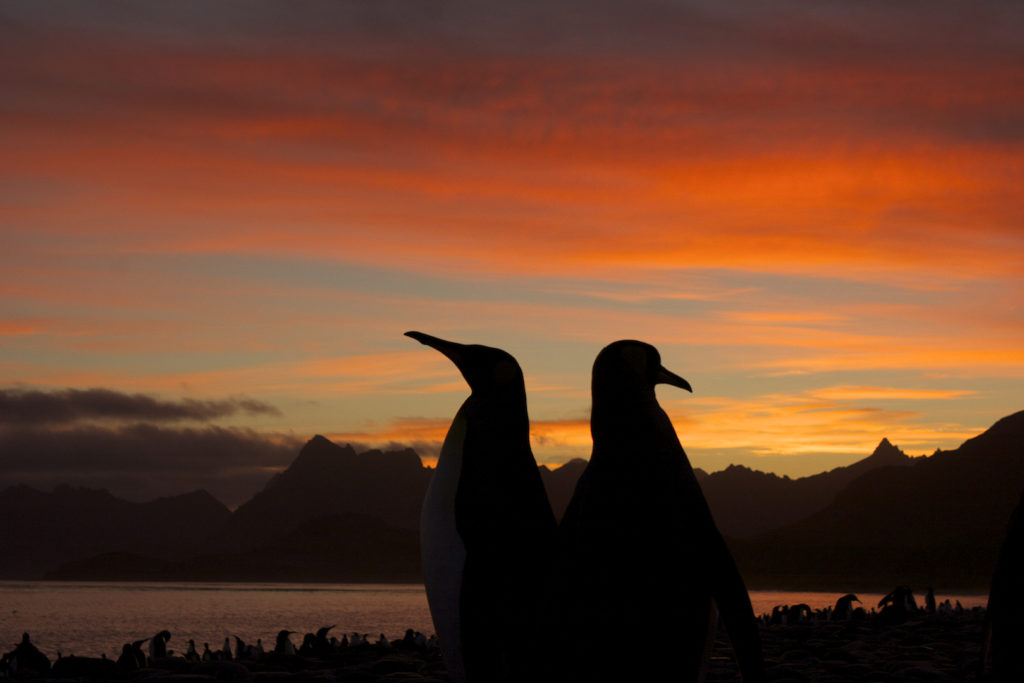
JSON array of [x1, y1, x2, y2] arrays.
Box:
[[1, 1, 1022, 507]]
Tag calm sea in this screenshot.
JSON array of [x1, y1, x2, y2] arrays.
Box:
[[0, 581, 988, 659]]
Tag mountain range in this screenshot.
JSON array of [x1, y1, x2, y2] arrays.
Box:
[[4, 410, 1022, 590]]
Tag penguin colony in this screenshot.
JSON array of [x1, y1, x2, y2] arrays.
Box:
[[2, 628, 439, 679], [408, 333, 766, 682]]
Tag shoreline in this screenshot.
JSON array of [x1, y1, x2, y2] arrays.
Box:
[[5, 610, 991, 682]]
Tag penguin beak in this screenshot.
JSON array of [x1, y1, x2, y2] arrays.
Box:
[[405, 331, 465, 367], [656, 365, 692, 392]]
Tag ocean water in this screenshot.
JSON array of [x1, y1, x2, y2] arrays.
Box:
[[0, 581, 988, 660], [0, 582, 433, 659]]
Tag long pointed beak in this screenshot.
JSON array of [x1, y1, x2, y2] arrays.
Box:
[[656, 365, 692, 392], [404, 331, 465, 366]]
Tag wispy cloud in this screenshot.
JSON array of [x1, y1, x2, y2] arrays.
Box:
[[809, 386, 978, 401]]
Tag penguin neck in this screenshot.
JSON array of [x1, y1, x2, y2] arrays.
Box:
[[461, 390, 531, 444], [589, 386, 665, 466]]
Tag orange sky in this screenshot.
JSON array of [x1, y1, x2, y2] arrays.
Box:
[[1, 2, 1022, 504]]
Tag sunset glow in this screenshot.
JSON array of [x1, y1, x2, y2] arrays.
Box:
[[2, 2, 1022, 505]]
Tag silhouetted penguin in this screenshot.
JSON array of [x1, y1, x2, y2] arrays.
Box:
[[832, 593, 860, 621], [982, 490, 1024, 681], [273, 630, 296, 656], [298, 633, 316, 657], [313, 626, 335, 657], [116, 643, 139, 671], [406, 331, 557, 683], [10, 633, 51, 675], [787, 603, 812, 623], [233, 636, 248, 660], [543, 340, 765, 683], [878, 585, 918, 624], [149, 631, 170, 661], [220, 637, 232, 661]]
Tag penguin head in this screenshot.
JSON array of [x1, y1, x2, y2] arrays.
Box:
[[405, 331, 524, 397], [593, 340, 692, 397]]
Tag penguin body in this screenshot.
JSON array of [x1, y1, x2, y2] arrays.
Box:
[[545, 340, 764, 682], [419, 404, 469, 681], [983, 490, 1024, 681], [407, 331, 556, 683]]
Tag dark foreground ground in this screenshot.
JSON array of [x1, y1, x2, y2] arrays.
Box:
[[715, 610, 988, 682], [3, 611, 991, 682]]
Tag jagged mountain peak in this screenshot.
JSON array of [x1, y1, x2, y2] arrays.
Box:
[[293, 434, 357, 464], [868, 437, 907, 464]]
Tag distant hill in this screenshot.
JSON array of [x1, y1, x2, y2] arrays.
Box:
[[535, 438, 912, 534], [47, 512, 421, 583], [699, 438, 912, 538], [201, 436, 433, 554], [539, 458, 587, 521], [732, 411, 1024, 591], [0, 485, 229, 578]]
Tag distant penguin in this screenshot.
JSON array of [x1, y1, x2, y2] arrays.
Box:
[[298, 633, 316, 657], [149, 631, 170, 661], [878, 585, 918, 623], [314, 626, 334, 657], [788, 603, 812, 623], [274, 630, 296, 657], [406, 331, 557, 683], [233, 636, 247, 661], [983, 490, 1024, 681], [543, 340, 765, 683], [832, 594, 860, 621], [10, 633, 51, 675], [130, 639, 148, 668], [116, 644, 138, 671]]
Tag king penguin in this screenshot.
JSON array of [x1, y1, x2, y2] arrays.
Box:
[[982, 489, 1024, 681], [543, 340, 765, 683], [405, 331, 557, 683]]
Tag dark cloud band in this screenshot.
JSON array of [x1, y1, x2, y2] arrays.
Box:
[[0, 424, 303, 508], [0, 388, 281, 425]]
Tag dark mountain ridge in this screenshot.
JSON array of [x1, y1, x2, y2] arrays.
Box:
[[0, 484, 229, 579], [46, 512, 422, 583], [13, 410, 1023, 590], [540, 458, 588, 521], [732, 410, 1024, 591], [699, 437, 912, 537], [204, 435, 432, 554]]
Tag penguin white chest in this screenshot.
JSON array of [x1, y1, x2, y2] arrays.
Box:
[[420, 408, 468, 682]]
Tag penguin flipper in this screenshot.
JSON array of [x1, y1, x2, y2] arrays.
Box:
[[708, 533, 766, 683]]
